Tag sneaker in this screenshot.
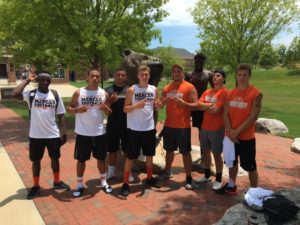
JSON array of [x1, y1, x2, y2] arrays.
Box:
[[128, 174, 135, 183], [106, 170, 116, 180], [215, 183, 237, 195], [194, 176, 212, 183], [156, 171, 173, 181], [145, 177, 160, 188], [120, 183, 129, 196], [27, 186, 40, 199], [185, 177, 193, 190], [212, 181, 222, 190], [53, 181, 70, 191], [73, 187, 84, 197]]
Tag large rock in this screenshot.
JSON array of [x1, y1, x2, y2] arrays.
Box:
[[214, 188, 300, 225], [255, 118, 288, 134], [122, 49, 164, 87], [291, 138, 300, 154]]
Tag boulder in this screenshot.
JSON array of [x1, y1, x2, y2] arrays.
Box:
[[214, 188, 300, 225], [255, 118, 288, 134], [291, 138, 300, 154], [122, 49, 164, 87]]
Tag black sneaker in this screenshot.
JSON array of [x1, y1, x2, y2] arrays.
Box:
[[145, 177, 160, 188], [120, 183, 130, 196], [215, 183, 237, 195], [185, 176, 193, 190], [53, 181, 70, 191], [27, 186, 40, 199]]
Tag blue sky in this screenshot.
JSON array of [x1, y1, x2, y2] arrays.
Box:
[[149, 0, 300, 54]]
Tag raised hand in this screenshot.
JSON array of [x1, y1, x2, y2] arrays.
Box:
[[28, 65, 37, 82], [76, 105, 90, 113], [109, 92, 118, 105], [135, 99, 146, 109]]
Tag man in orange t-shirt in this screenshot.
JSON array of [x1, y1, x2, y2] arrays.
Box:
[[193, 69, 228, 190], [157, 64, 198, 190], [217, 64, 263, 194]]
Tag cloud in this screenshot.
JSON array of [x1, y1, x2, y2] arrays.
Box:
[[157, 0, 197, 26]]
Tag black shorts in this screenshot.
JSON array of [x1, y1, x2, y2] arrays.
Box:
[[234, 138, 257, 172], [74, 134, 107, 162], [163, 126, 191, 154], [127, 129, 156, 159], [191, 110, 204, 128], [106, 127, 128, 153], [29, 137, 61, 161]]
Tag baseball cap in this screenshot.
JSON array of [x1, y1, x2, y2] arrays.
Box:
[[171, 64, 184, 71]]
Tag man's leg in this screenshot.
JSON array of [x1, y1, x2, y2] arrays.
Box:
[[249, 170, 258, 187], [182, 152, 193, 190], [32, 161, 41, 186], [165, 151, 174, 173]]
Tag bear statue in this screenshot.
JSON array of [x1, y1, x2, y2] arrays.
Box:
[[122, 49, 164, 87]]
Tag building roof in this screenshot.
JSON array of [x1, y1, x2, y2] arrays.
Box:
[[151, 47, 194, 59]]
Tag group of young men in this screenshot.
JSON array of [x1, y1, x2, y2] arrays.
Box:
[[13, 53, 262, 199]]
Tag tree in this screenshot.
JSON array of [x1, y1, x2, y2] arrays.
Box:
[[276, 44, 287, 64], [258, 45, 279, 69], [0, 0, 168, 70], [191, 0, 300, 69], [150, 46, 184, 81], [284, 36, 300, 68]]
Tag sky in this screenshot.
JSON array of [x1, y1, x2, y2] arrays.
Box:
[[149, 0, 300, 54]]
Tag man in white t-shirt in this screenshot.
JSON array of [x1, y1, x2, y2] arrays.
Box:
[[67, 69, 112, 197], [13, 68, 70, 199]]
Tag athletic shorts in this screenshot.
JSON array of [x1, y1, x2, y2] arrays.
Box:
[[74, 134, 107, 162], [106, 127, 128, 153], [200, 127, 224, 154], [163, 126, 191, 154], [29, 137, 61, 161], [127, 129, 156, 159], [234, 138, 257, 172], [191, 110, 204, 128]]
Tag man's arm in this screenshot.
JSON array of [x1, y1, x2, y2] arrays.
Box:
[[13, 68, 37, 100], [99, 92, 112, 116], [154, 88, 162, 111], [123, 86, 146, 113], [66, 90, 90, 114], [57, 114, 67, 145]]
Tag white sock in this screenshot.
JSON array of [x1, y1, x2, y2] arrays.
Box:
[[77, 176, 84, 188], [228, 178, 235, 187], [100, 173, 108, 187]]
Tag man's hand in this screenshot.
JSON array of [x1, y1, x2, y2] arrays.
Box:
[[76, 105, 90, 113], [27, 65, 37, 82], [226, 128, 239, 143], [109, 93, 118, 105], [99, 103, 112, 114], [174, 96, 185, 107], [135, 99, 146, 109]]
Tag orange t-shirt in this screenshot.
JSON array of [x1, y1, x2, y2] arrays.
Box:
[[228, 85, 260, 140], [163, 81, 196, 128], [200, 87, 228, 131]]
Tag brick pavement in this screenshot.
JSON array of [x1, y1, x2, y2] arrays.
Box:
[[0, 103, 299, 225]]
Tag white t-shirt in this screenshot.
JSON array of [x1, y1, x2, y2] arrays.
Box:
[[75, 87, 106, 136], [127, 84, 156, 131], [23, 89, 66, 138]]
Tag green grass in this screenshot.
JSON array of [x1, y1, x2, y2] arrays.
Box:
[[2, 69, 299, 138]]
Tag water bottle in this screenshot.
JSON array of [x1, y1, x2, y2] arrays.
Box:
[[248, 214, 258, 225]]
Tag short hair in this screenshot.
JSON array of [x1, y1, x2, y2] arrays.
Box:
[[194, 53, 206, 61], [115, 68, 127, 74], [137, 65, 150, 73], [87, 68, 100, 76], [213, 68, 226, 84], [236, 63, 252, 76]]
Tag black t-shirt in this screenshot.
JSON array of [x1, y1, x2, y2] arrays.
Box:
[[105, 84, 128, 129]]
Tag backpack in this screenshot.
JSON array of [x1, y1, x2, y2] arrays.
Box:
[[28, 89, 59, 118], [263, 194, 300, 225]]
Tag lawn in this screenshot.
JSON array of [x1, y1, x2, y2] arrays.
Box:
[[1, 68, 299, 138]]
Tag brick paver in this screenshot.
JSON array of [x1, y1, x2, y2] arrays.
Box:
[[1, 103, 299, 225]]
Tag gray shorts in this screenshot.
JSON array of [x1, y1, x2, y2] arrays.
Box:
[[200, 127, 225, 153]]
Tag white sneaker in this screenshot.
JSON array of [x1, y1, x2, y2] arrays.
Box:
[[128, 173, 135, 183], [212, 181, 222, 190], [106, 170, 116, 180], [195, 176, 212, 183]]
